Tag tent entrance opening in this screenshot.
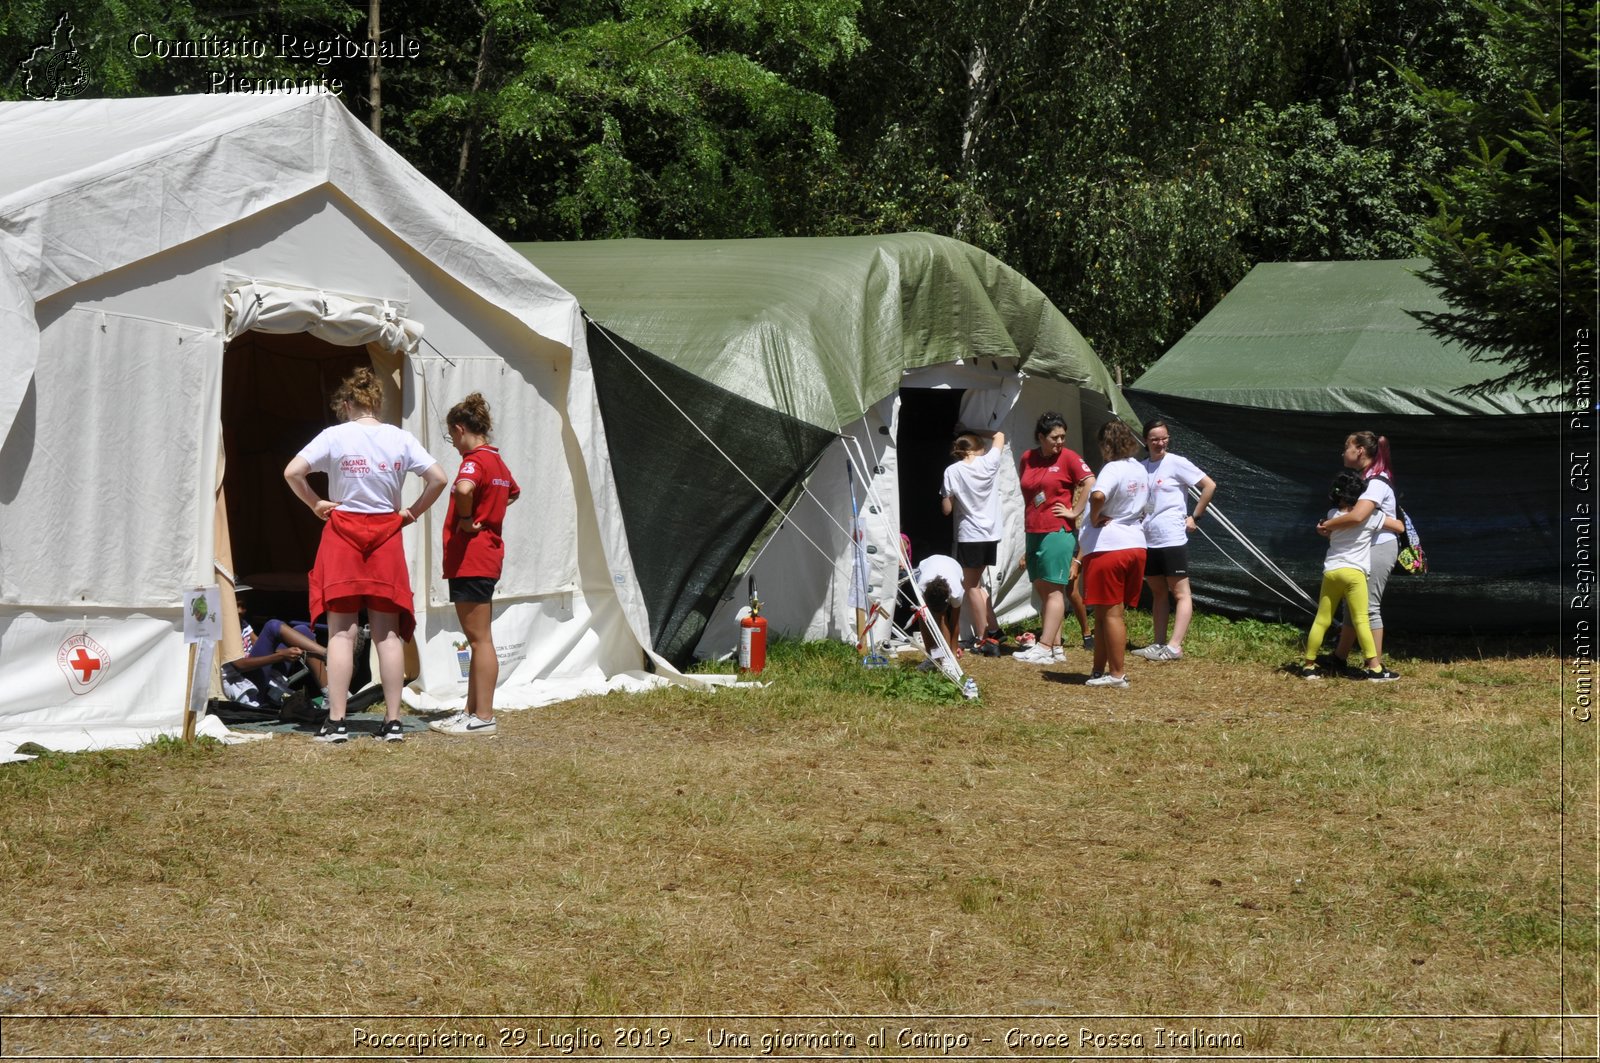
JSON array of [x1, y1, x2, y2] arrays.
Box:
[[221, 331, 373, 623], [896, 386, 964, 568]]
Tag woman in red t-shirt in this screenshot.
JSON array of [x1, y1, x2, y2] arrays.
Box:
[[1012, 412, 1096, 664], [430, 393, 520, 736]]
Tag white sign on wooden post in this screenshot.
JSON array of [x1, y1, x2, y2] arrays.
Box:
[[181, 586, 222, 738]]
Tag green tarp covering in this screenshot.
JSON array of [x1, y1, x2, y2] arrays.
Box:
[[582, 318, 838, 665], [516, 233, 1135, 430], [1134, 260, 1559, 416], [1130, 258, 1560, 634]]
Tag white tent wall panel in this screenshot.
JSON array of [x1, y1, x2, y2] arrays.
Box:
[[413, 342, 578, 606], [0, 611, 186, 743], [0, 309, 222, 607]]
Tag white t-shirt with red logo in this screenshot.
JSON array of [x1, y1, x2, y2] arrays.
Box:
[[1079, 457, 1150, 556], [297, 421, 438, 514]]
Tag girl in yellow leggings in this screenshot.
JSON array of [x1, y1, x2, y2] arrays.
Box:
[[1300, 471, 1384, 680]]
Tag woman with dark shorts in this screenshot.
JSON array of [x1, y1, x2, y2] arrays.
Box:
[[941, 428, 1008, 655], [1012, 412, 1095, 665], [1079, 421, 1149, 688], [284, 368, 446, 743], [431, 393, 521, 735], [1134, 420, 1216, 662]]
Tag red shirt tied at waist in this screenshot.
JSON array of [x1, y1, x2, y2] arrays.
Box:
[[443, 445, 521, 579]]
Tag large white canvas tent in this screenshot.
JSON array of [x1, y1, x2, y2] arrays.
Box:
[[516, 236, 1139, 663], [0, 93, 672, 756]]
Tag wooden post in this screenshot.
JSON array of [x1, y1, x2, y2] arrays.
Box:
[[181, 643, 198, 743], [368, 0, 382, 137]]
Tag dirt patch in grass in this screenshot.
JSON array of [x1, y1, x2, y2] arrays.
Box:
[[0, 615, 1590, 1059]]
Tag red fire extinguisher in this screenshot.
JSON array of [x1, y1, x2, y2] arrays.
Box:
[[739, 575, 767, 674]]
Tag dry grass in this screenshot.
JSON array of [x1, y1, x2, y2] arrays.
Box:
[[0, 613, 1592, 1060]]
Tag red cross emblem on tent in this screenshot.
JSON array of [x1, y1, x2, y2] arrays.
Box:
[[56, 633, 110, 695]]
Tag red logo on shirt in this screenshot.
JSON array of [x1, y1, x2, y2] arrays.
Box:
[[56, 633, 110, 695], [340, 456, 371, 476]]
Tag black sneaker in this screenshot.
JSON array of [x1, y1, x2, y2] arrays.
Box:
[[1364, 668, 1401, 683], [1336, 660, 1369, 680], [315, 718, 349, 743], [1296, 663, 1322, 681], [1082, 635, 1095, 650], [978, 637, 1003, 657], [376, 719, 405, 742]]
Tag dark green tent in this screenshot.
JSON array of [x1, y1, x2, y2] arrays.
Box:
[[1129, 259, 1560, 633]]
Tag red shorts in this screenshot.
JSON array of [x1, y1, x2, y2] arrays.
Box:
[[1083, 548, 1146, 608]]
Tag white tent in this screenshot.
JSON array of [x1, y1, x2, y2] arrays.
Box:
[[0, 93, 674, 756]]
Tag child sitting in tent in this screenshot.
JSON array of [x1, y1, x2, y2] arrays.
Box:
[[221, 585, 328, 708]]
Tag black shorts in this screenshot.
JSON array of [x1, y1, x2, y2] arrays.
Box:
[[954, 540, 999, 569], [448, 576, 499, 603], [1143, 544, 1190, 579]]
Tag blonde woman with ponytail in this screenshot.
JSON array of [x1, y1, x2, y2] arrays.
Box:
[[284, 367, 446, 742]]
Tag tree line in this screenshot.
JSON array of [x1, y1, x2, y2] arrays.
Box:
[[3, 0, 1592, 391]]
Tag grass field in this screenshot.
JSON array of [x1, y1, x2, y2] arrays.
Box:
[[0, 612, 1593, 1060]]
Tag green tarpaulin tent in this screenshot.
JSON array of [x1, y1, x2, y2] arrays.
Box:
[[517, 233, 1135, 662], [1129, 259, 1560, 634]]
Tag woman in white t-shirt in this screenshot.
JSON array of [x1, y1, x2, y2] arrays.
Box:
[[941, 429, 1007, 655], [1326, 431, 1405, 681], [283, 368, 447, 743], [1133, 420, 1216, 663], [1298, 470, 1387, 680], [1081, 420, 1149, 688]]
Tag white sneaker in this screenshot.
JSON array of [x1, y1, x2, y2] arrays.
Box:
[[1085, 673, 1130, 688], [1132, 644, 1167, 660], [429, 714, 497, 735], [1012, 644, 1058, 664], [1157, 645, 1183, 661]]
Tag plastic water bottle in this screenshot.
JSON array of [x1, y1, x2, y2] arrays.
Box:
[[961, 676, 979, 700]]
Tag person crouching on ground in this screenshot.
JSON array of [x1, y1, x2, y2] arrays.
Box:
[[1298, 470, 1388, 681], [1079, 420, 1149, 688], [284, 367, 446, 743], [941, 428, 1008, 655], [910, 552, 964, 668], [430, 392, 520, 736]]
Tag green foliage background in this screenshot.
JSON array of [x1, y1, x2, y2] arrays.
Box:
[[1, 0, 1589, 387]]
